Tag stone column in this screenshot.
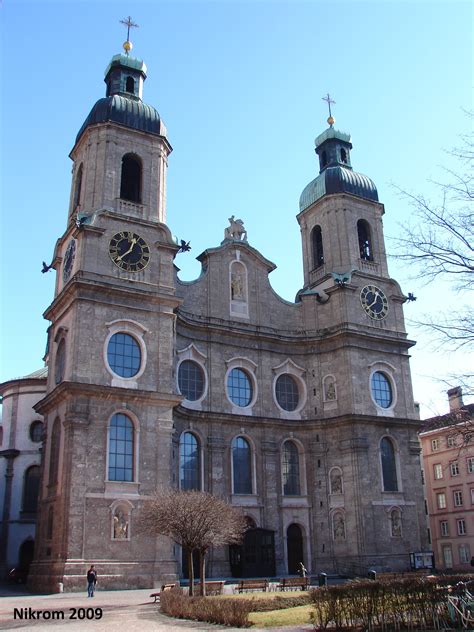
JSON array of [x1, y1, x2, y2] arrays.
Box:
[[0, 449, 20, 576], [261, 440, 282, 574]]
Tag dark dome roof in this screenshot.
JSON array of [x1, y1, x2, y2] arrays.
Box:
[[299, 165, 378, 212], [76, 95, 163, 144]]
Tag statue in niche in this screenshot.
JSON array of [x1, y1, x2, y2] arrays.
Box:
[[325, 378, 336, 401], [113, 509, 129, 540], [330, 469, 343, 494], [391, 510, 402, 537], [333, 513, 345, 540], [224, 215, 248, 241], [231, 270, 245, 300]]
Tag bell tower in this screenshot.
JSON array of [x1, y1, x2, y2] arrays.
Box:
[[68, 39, 171, 227], [297, 114, 388, 292], [29, 31, 181, 592]]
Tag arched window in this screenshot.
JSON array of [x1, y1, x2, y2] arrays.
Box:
[[381, 437, 398, 492], [321, 150, 327, 167], [371, 372, 393, 408], [332, 511, 346, 540], [311, 225, 324, 268], [108, 413, 134, 482], [357, 219, 373, 261], [120, 153, 142, 203], [48, 418, 61, 486], [179, 432, 201, 490], [329, 467, 343, 494], [340, 148, 347, 163], [232, 436, 252, 494], [178, 361, 205, 401], [282, 441, 300, 495], [73, 163, 83, 209], [23, 465, 40, 513], [55, 339, 66, 385], [125, 76, 135, 94]]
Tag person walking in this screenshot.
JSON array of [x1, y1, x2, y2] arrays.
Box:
[[87, 565, 97, 597]]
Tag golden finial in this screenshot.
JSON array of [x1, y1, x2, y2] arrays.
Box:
[[120, 16, 139, 56], [322, 93, 336, 127]]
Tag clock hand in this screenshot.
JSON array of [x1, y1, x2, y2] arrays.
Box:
[[116, 238, 137, 261], [368, 292, 380, 308]]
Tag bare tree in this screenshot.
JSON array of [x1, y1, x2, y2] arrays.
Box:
[[138, 489, 246, 596], [392, 123, 473, 394]]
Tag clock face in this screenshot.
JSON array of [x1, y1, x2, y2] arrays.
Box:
[[63, 239, 76, 282], [109, 231, 150, 272], [360, 285, 389, 320]]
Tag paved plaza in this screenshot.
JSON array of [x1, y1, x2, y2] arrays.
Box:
[[0, 586, 312, 632]]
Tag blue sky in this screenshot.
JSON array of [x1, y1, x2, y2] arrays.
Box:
[[1, 0, 472, 417]]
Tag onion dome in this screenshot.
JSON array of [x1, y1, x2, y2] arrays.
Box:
[[75, 53, 166, 145], [299, 126, 378, 212]]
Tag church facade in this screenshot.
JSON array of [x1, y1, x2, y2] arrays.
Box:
[[19, 45, 428, 591]]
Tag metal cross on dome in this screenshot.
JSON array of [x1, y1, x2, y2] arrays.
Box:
[[120, 16, 139, 42], [322, 93, 336, 118]]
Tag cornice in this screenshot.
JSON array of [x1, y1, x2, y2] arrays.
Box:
[[34, 381, 182, 415]]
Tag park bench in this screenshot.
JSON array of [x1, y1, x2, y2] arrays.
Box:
[[199, 580, 225, 595], [150, 582, 179, 602], [277, 576, 310, 591], [237, 578, 269, 593]]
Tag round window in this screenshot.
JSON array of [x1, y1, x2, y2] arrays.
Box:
[[178, 360, 205, 401], [227, 368, 253, 407], [275, 374, 299, 411], [371, 371, 393, 408], [107, 333, 141, 378], [30, 421, 44, 442]]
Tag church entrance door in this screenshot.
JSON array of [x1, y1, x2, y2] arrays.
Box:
[[229, 528, 275, 578], [287, 523, 304, 574]]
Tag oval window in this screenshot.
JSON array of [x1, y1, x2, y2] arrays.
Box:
[[107, 333, 141, 378], [178, 360, 205, 401], [227, 368, 253, 407], [30, 421, 44, 443], [275, 374, 299, 411], [371, 371, 393, 408]]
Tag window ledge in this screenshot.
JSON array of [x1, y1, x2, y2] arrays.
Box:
[[281, 496, 310, 508], [105, 481, 140, 496], [231, 494, 260, 506]]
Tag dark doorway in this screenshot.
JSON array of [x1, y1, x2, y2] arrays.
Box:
[[229, 528, 275, 578], [287, 523, 304, 574], [18, 539, 35, 572], [182, 548, 200, 579]]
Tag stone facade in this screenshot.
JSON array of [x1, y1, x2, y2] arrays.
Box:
[[0, 369, 46, 577], [6, 48, 428, 592], [419, 388, 474, 570]]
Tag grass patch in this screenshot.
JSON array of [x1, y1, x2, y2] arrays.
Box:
[[249, 604, 313, 627]]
